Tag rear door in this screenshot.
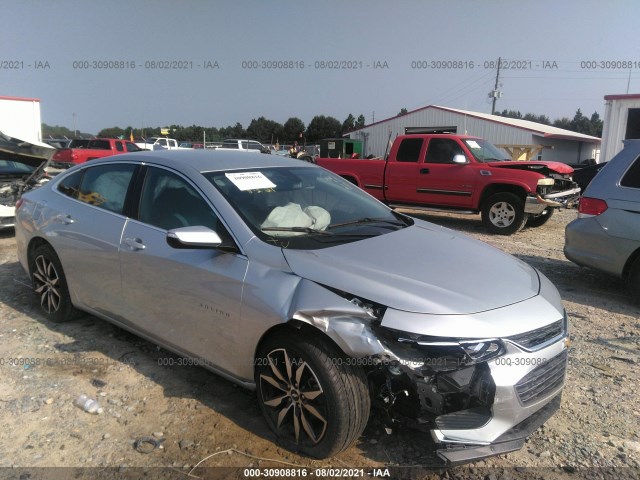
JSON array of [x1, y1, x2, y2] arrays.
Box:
[[384, 137, 425, 203], [49, 162, 138, 316], [119, 165, 248, 374]]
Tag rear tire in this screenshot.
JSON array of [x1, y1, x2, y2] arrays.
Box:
[[627, 257, 640, 301], [29, 244, 81, 323], [481, 192, 527, 235], [527, 207, 554, 228], [255, 330, 370, 458]]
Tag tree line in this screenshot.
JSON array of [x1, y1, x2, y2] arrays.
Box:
[[496, 109, 603, 137], [62, 113, 368, 145], [42, 107, 604, 144]]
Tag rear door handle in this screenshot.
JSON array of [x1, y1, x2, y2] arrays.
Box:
[[420, 168, 430, 174], [123, 237, 146, 251], [54, 214, 75, 225]]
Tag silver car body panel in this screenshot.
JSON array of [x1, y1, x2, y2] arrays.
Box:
[[565, 139, 640, 277], [15, 150, 569, 461], [283, 221, 540, 315]]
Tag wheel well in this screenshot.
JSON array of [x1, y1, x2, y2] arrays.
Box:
[[479, 184, 527, 208], [27, 237, 52, 269], [340, 175, 359, 186], [622, 247, 640, 278], [254, 320, 348, 365]]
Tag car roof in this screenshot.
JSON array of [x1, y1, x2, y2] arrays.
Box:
[[97, 149, 313, 173]]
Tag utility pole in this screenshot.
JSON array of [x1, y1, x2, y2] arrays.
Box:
[[490, 57, 502, 114]]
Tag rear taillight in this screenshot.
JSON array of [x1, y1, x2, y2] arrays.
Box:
[[578, 197, 608, 217], [15, 198, 24, 210]]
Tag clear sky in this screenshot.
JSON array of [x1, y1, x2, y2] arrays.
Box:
[[2, 0, 639, 134]]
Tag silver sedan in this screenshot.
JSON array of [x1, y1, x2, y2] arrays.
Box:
[[15, 150, 569, 463]]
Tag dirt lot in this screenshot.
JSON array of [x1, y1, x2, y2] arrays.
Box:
[[0, 208, 638, 480]]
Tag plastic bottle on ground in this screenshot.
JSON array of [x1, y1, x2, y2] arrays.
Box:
[[74, 394, 103, 414]]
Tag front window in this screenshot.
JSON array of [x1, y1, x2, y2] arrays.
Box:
[[0, 160, 34, 174], [463, 139, 510, 162], [138, 167, 220, 231], [425, 138, 465, 164], [205, 167, 411, 249]]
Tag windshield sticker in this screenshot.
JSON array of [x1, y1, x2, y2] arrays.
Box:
[[467, 140, 481, 149], [225, 172, 276, 191]]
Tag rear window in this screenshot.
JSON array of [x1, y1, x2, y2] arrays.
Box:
[[621, 155, 640, 188], [76, 164, 137, 214], [395, 138, 423, 162], [88, 140, 111, 150], [57, 170, 84, 198]]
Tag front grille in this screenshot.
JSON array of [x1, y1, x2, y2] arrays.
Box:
[[507, 319, 565, 351], [1, 216, 15, 225], [515, 350, 567, 406]]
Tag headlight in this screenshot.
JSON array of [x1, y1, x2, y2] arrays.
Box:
[[458, 339, 505, 363], [382, 329, 506, 368]]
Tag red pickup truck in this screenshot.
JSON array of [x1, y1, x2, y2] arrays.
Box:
[[50, 138, 142, 167], [316, 134, 581, 234]]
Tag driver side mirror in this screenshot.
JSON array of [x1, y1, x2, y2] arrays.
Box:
[[452, 154, 468, 164], [167, 226, 236, 252]]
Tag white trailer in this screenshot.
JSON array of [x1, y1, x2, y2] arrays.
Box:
[[0, 95, 43, 144], [600, 93, 640, 163]]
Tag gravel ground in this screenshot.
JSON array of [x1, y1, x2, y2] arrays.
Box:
[[0, 208, 638, 480]]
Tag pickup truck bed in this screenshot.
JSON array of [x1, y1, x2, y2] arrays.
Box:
[[51, 139, 142, 166]]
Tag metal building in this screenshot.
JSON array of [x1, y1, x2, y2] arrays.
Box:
[[345, 105, 601, 163], [600, 93, 640, 162]]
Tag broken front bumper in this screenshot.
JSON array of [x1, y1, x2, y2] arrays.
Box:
[[435, 393, 562, 464], [431, 337, 568, 464], [525, 187, 581, 214], [524, 187, 580, 215]]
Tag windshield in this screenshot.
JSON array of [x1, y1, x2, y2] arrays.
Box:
[[464, 139, 510, 162], [205, 167, 411, 249]]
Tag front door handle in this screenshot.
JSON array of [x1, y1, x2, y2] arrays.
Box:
[[123, 237, 146, 251], [420, 168, 430, 174]]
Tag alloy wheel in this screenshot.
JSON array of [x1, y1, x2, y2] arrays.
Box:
[[259, 348, 328, 445], [33, 255, 62, 314], [489, 201, 516, 227]]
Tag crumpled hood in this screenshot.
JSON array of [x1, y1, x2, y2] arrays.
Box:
[[487, 160, 574, 175], [282, 222, 540, 315]]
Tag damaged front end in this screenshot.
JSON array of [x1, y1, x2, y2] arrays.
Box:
[[369, 327, 499, 433], [293, 290, 568, 465], [488, 160, 582, 213], [0, 132, 52, 228], [367, 322, 567, 464]]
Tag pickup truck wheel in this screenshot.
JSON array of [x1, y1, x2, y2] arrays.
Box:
[[255, 331, 370, 458], [481, 193, 526, 235], [29, 244, 81, 323], [527, 207, 554, 228]]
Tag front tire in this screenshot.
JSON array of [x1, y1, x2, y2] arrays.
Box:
[[255, 330, 370, 458], [29, 244, 81, 323], [527, 207, 554, 228], [481, 192, 526, 235]]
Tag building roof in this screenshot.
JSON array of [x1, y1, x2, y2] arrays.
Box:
[[604, 93, 640, 101], [350, 104, 601, 143], [0, 95, 41, 102]]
